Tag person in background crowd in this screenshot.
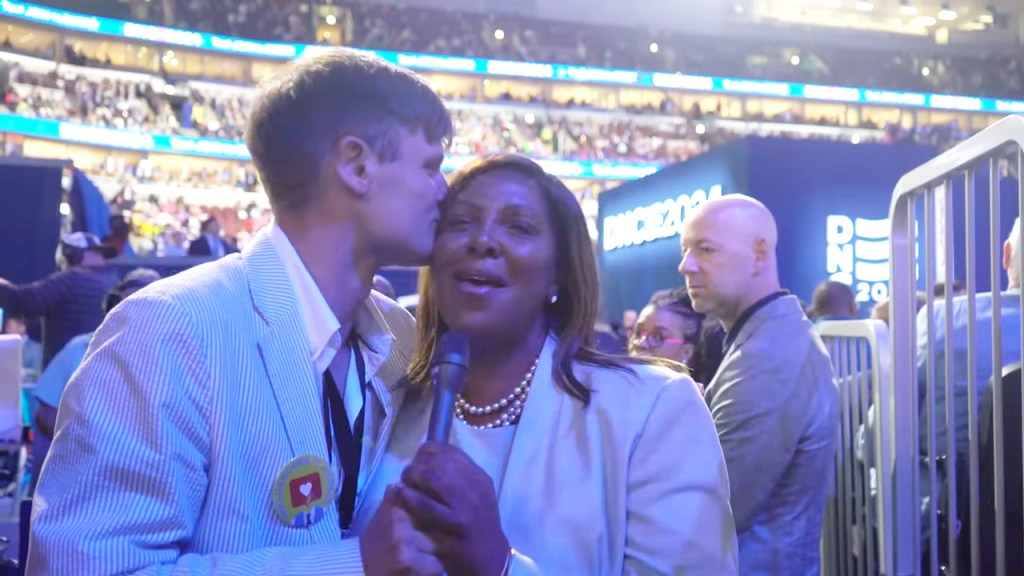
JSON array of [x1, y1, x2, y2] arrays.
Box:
[[2, 313, 41, 382], [933, 279, 965, 299], [30, 268, 162, 494], [616, 308, 638, 341], [187, 216, 235, 258], [680, 194, 839, 575], [102, 215, 135, 257], [693, 321, 727, 389], [33, 268, 162, 440], [364, 154, 737, 574], [870, 293, 928, 327], [0, 232, 119, 367], [808, 280, 859, 323], [591, 316, 627, 354], [626, 289, 733, 387], [159, 226, 189, 257], [918, 217, 1022, 462], [628, 287, 703, 373]]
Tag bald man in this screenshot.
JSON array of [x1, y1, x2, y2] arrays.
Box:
[[679, 195, 838, 576]]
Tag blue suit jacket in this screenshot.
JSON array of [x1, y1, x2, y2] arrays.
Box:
[[28, 229, 416, 574]]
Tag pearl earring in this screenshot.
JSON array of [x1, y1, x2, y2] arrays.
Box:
[[549, 293, 559, 304]]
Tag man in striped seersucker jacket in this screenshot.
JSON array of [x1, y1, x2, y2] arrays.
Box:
[[29, 49, 452, 576]]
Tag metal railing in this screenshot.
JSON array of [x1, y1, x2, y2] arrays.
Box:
[[819, 320, 895, 576], [888, 114, 1024, 576]]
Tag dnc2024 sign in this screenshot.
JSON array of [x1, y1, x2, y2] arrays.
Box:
[[826, 214, 892, 304], [602, 185, 724, 252]]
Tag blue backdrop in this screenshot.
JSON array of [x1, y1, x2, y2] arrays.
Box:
[[0, 164, 63, 284], [597, 137, 943, 320]]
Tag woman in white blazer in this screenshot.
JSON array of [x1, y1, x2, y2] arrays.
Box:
[[355, 154, 737, 575]]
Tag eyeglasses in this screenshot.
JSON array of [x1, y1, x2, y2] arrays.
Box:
[[629, 331, 686, 349]]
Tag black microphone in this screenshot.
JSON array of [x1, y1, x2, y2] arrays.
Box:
[[427, 331, 469, 443]]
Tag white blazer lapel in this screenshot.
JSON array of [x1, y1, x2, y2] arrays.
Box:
[[497, 337, 563, 536]]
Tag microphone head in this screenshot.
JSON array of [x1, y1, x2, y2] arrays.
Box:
[[437, 331, 469, 369]]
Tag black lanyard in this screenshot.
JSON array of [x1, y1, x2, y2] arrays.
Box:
[[321, 336, 368, 533], [723, 290, 789, 351]]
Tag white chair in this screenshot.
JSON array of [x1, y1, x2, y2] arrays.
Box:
[[0, 336, 24, 516]]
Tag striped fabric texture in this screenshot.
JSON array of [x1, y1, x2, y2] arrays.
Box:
[[27, 229, 416, 575]]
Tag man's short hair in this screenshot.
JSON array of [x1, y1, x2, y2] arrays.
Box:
[[246, 49, 452, 214], [808, 280, 857, 320]]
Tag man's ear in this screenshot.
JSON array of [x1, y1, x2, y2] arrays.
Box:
[[753, 237, 769, 271], [333, 135, 376, 197], [1004, 238, 1013, 272]]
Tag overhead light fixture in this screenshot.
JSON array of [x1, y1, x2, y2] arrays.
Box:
[[937, 4, 957, 20], [911, 15, 937, 27], [823, 0, 841, 6], [979, 10, 995, 24], [791, 54, 801, 66], [649, 42, 659, 54], [855, 0, 873, 11], [921, 66, 931, 77], [899, 0, 918, 16]]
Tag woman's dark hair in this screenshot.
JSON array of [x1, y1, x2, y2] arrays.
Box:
[[647, 288, 724, 385], [409, 154, 674, 404]]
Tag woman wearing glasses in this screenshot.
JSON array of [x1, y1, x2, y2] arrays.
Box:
[[628, 288, 725, 387]]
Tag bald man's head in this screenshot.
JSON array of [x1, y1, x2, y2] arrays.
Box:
[[1005, 217, 1021, 289], [678, 194, 782, 328]]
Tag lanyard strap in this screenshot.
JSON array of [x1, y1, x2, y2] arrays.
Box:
[[321, 336, 368, 532]]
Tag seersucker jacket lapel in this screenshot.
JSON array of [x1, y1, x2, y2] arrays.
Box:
[[241, 230, 328, 464], [240, 228, 414, 526]]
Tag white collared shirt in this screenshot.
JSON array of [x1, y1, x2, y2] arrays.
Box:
[[267, 223, 367, 467]]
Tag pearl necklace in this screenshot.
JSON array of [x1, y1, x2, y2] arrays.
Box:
[[455, 355, 541, 430]]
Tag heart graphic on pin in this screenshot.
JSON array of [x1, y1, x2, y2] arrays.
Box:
[[289, 472, 323, 507], [273, 455, 336, 528]]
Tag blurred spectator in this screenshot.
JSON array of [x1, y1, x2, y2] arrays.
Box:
[[3, 312, 42, 382], [808, 280, 859, 323], [918, 217, 1022, 459], [36, 0, 1024, 99], [616, 308, 638, 341], [870, 292, 928, 326], [0, 232, 119, 366], [102, 215, 135, 257], [692, 322, 727, 391], [933, 280, 966, 298], [188, 217, 235, 258], [33, 267, 162, 440]]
